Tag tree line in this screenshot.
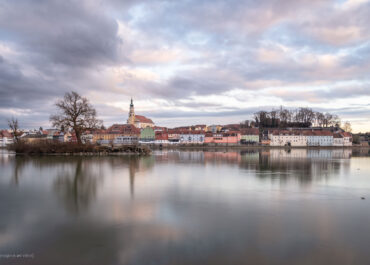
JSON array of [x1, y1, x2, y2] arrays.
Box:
[[241, 106, 351, 131]]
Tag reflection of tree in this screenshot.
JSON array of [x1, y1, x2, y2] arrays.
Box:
[[129, 156, 138, 198], [11, 157, 27, 186], [54, 158, 100, 214], [127, 155, 155, 198]]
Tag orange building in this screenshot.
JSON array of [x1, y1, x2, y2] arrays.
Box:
[[204, 132, 241, 144], [92, 124, 140, 143]]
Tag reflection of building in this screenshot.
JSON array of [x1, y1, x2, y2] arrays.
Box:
[[127, 98, 154, 129]]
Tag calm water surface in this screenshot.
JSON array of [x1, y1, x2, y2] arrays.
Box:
[[1, 148, 370, 265]]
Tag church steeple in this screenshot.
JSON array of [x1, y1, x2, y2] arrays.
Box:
[[127, 98, 135, 125]]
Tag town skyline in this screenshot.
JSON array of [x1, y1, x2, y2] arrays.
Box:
[[0, 96, 366, 133], [1, 0, 370, 132]]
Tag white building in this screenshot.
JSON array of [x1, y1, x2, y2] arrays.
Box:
[[0, 130, 14, 147], [270, 130, 307, 146], [81, 133, 94, 144], [306, 131, 333, 146], [113, 136, 138, 145], [342, 132, 352, 146], [154, 138, 169, 145], [333, 133, 344, 146], [179, 132, 205, 144]]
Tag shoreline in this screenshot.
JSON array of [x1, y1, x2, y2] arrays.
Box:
[[151, 145, 369, 150], [3, 144, 369, 156]]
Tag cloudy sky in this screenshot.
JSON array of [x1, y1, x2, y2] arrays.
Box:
[[1, 0, 370, 132]]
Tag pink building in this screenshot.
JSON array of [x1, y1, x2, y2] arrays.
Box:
[[205, 132, 241, 144]]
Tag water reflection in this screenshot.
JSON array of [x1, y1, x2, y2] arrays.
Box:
[[154, 148, 354, 184], [1, 149, 370, 265], [53, 159, 100, 214]]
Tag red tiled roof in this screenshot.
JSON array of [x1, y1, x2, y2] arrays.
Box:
[[153, 126, 167, 131], [106, 124, 140, 135], [302, 131, 333, 136], [135, 115, 153, 124], [241, 128, 259, 135], [0, 130, 12, 138], [180, 130, 205, 135], [341, 132, 352, 137], [155, 131, 168, 140], [333, 133, 343, 138]]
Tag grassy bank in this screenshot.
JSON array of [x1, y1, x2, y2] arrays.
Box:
[[9, 141, 151, 155]]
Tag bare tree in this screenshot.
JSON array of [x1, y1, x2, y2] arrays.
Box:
[[278, 106, 291, 126], [50, 91, 102, 144], [323, 113, 333, 127], [315, 112, 325, 127], [343, 121, 352, 132], [331, 114, 341, 127], [8, 117, 20, 143]]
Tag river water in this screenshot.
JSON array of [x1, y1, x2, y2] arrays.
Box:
[[1, 148, 370, 265]]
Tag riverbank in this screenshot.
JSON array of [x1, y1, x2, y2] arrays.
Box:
[[8, 141, 151, 156], [150, 144, 369, 150], [6, 141, 369, 156]]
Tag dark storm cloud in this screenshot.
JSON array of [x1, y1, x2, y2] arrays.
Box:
[[0, 56, 61, 108], [0, 0, 121, 67], [0, 0, 124, 127]]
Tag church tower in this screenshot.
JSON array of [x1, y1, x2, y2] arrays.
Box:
[[127, 98, 135, 125]]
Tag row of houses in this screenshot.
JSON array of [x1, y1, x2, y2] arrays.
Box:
[[82, 126, 260, 145], [1, 123, 353, 147], [269, 130, 352, 146]]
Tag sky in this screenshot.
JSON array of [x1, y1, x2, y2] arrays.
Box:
[[0, 0, 369, 132]]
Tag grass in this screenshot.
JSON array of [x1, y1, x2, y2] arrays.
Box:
[[9, 141, 108, 154]]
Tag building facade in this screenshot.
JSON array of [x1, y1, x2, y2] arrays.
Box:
[[179, 132, 205, 144], [93, 124, 140, 144], [113, 136, 138, 145], [240, 128, 259, 144], [270, 131, 307, 147], [306, 131, 333, 146], [342, 132, 352, 146], [155, 131, 169, 144], [127, 98, 154, 129], [333, 133, 344, 146], [140, 127, 155, 142], [0, 130, 14, 147], [204, 132, 241, 144]]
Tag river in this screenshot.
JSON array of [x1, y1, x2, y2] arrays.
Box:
[[1, 148, 370, 265]]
